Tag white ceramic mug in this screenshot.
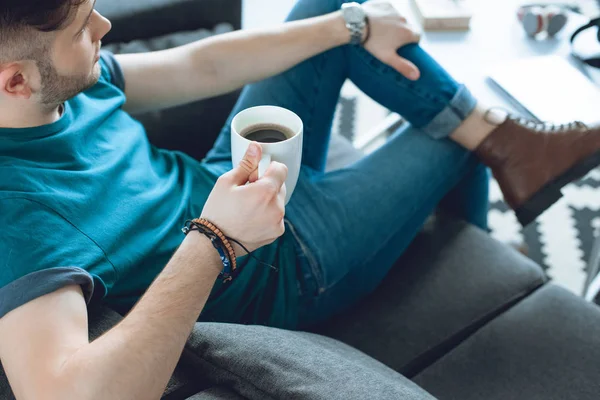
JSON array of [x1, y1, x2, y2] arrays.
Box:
[[231, 106, 303, 204]]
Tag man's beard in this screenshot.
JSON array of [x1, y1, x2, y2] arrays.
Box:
[[37, 59, 99, 109]]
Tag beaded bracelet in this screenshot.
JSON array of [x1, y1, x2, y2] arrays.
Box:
[[182, 218, 280, 283], [197, 218, 237, 272], [183, 218, 237, 281]]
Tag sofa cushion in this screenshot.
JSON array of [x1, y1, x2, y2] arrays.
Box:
[[312, 216, 547, 377], [0, 369, 13, 400], [87, 306, 204, 399], [97, 0, 242, 44], [182, 322, 435, 400], [413, 284, 600, 399]]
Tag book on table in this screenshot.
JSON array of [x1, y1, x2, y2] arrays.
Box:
[[411, 0, 473, 31]]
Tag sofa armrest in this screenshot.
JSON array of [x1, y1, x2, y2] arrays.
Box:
[[414, 284, 600, 400], [178, 322, 435, 399], [97, 0, 242, 44]]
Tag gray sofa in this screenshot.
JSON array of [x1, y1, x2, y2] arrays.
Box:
[[2, 1, 600, 399]]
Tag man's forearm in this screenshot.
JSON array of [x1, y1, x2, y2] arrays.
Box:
[[58, 233, 221, 400], [195, 10, 351, 96], [118, 10, 351, 114]]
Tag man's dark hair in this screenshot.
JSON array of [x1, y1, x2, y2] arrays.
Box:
[[0, 0, 86, 32], [0, 0, 86, 63]]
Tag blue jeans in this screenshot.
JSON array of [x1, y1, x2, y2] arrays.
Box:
[[204, 0, 489, 328]]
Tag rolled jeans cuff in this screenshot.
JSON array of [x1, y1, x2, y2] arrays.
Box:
[[420, 85, 477, 140]]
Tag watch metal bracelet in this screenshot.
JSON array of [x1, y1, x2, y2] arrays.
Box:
[[341, 2, 367, 46], [348, 22, 365, 45]]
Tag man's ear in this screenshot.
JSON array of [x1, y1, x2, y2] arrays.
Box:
[[0, 64, 33, 100]]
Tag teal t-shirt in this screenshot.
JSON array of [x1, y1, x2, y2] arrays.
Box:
[[0, 52, 299, 328]]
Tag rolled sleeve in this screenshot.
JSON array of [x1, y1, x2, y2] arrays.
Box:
[[0, 198, 114, 318], [0, 267, 94, 318]]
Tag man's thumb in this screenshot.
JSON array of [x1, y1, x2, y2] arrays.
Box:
[[229, 142, 262, 185]]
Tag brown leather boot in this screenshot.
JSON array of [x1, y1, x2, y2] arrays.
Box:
[[475, 116, 600, 227]]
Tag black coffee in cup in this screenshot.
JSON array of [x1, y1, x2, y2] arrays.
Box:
[[241, 123, 294, 143]]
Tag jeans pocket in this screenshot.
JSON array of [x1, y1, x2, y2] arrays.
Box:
[[286, 219, 324, 298]]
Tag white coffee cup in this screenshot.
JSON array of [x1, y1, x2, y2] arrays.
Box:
[[231, 106, 303, 204]]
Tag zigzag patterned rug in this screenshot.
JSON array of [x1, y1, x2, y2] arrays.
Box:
[[333, 82, 598, 296], [488, 169, 599, 295]]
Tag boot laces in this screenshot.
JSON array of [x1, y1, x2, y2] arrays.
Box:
[[510, 116, 587, 133]]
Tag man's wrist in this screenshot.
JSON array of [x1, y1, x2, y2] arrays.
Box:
[[181, 232, 223, 276], [329, 11, 354, 46]]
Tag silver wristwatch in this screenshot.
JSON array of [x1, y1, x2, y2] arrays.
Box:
[[341, 2, 367, 45]]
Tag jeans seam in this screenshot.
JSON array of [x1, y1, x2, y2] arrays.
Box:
[[304, 49, 339, 172], [286, 218, 324, 294]]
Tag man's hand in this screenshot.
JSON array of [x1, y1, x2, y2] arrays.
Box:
[[362, 1, 422, 80], [201, 142, 288, 254]]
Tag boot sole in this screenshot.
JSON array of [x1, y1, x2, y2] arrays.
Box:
[[515, 149, 600, 227]]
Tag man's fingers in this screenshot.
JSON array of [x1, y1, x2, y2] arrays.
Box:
[[277, 215, 286, 236], [402, 22, 422, 43], [261, 162, 288, 193], [276, 185, 286, 235], [238, 142, 262, 177], [223, 142, 262, 186], [278, 183, 287, 204], [248, 168, 260, 183], [413, 30, 422, 43], [410, 29, 422, 44], [388, 55, 420, 80]]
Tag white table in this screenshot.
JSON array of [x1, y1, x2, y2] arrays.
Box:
[[244, 0, 599, 148], [300, 0, 599, 151], [408, 1, 598, 108]]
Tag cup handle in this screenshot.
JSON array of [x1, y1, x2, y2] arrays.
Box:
[[258, 153, 271, 178]]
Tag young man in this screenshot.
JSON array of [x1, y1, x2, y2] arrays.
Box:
[[1, 0, 599, 398]]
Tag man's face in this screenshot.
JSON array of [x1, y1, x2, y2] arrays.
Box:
[[39, 0, 111, 107]]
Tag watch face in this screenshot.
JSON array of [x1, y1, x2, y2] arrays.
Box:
[[342, 4, 365, 24]]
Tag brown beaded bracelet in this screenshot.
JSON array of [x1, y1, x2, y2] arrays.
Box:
[[193, 218, 237, 271], [192, 218, 237, 273], [183, 218, 279, 283]]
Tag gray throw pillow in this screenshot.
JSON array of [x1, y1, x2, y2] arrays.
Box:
[[183, 323, 435, 400]]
